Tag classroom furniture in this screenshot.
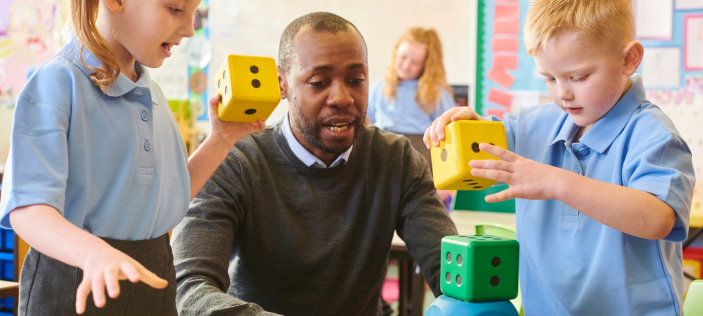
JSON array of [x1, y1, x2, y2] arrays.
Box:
[[684, 280, 703, 316], [391, 211, 516, 316]]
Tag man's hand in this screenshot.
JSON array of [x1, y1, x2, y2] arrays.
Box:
[[469, 143, 567, 202], [423, 107, 488, 148], [208, 94, 266, 150]]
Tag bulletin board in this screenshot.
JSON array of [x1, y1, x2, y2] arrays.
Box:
[[475, 1, 703, 223]]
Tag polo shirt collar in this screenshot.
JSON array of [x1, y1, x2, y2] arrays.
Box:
[[549, 74, 645, 153], [60, 34, 151, 97]]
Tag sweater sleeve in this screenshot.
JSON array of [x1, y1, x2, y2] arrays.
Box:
[[395, 140, 459, 297], [171, 151, 281, 316]]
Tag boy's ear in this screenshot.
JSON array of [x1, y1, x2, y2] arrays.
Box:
[[277, 66, 288, 100], [104, 0, 125, 13], [622, 41, 644, 76]]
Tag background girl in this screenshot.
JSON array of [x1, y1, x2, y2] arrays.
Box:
[[0, 0, 264, 315]]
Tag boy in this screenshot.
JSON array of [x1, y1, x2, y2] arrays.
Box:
[[424, 0, 695, 315]]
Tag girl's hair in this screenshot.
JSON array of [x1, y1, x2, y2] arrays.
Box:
[[384, 27, 453, 114], [70, 0, 121, 92]]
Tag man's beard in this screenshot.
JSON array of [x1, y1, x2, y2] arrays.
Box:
[[291, 98, 365, 155]]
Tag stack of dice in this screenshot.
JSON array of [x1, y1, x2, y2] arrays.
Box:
[[425, 235, 520, 316]]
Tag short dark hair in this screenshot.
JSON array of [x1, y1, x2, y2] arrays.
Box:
[[278, 12, 366, 74]]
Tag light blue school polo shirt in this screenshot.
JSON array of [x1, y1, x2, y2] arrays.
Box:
[[0, 36, 190, 240], [491, 74, 695, 315], [367, 79, 455, 135]]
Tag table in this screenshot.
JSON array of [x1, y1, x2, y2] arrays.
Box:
[[390, 211, 516, 316], [0, 280, 18, 299]]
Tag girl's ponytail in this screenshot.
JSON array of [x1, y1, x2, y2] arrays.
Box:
[[70, 0, 121, 92]]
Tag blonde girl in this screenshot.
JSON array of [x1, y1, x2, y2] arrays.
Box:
[[366, 27, 455, 135], [0, 0, 264, 314]]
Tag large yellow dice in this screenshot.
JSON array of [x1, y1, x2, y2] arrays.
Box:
[[430, 121, 508, 190], [214, 55, 281, 122]]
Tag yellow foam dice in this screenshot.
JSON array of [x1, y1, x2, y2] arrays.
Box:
[[430, 121, 508, 190], [214, 55, 281, 122]]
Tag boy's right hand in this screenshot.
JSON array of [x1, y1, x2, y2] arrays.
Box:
[[75, 244, 168, 314], [423, 107, 488, 148]]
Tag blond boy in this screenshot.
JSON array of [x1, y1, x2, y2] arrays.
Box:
[[425, 1, 695, 314]]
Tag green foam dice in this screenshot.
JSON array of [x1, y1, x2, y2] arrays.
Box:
[[440, 235, 519, 302]]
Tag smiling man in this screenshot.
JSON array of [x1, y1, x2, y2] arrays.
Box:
[[171, 12, 457, 316]]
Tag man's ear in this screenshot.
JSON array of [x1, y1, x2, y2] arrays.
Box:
[[622, 40, 644, 76], [278, 66, 288, 99], [104, 0, 125, 13]]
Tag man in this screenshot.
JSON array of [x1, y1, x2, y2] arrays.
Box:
[[172, 12, 457, 316]]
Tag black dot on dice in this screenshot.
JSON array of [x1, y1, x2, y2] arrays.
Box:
[[472, 142, 480, 153], [446, 252, 452, 263], [492, 256, 501, 267], [456, 274, 462, 286], [219, 95, 223, 104], [250, 65, 259, 74], [252, 79, 261, 88], [473, 186, 483, 189], [446, 272, 451, 283], [457, 254, 463, 265], [490, 276, 500, 287], [244, 109, 257, 115]]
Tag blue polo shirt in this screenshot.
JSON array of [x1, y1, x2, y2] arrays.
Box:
[[491, 74, 694, 315], [367, 79, 455, 135], [0, 36, 190, 240]]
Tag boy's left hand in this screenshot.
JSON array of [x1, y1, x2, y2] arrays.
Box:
[[470, 143, 566, 202], [207, 94, 266, 149]]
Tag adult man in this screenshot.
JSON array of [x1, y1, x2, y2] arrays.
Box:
[[172, 12, 457, 316]]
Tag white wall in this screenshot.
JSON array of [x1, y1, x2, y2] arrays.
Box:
[[208, 0, 477, 124]]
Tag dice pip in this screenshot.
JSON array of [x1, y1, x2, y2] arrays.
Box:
[[214, 55, 281, 122], [429, 120, 507, 190]]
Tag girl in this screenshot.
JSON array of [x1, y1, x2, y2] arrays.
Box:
[[0, 0, 264, 315], [366, 27, 455, 136], [367, 27, 455, 204]]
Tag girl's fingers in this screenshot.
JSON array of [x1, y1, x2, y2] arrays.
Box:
[[209, 94, 221, 107], [120, 262, 141, 283], [75, 278, 92, 314], [423, 126, 432, 148], [105, 267, 121, 299], [92, 275, 107, 308], [434, 110, 459, 141], [134, 265, 168, 289]]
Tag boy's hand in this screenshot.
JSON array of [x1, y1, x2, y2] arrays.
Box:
[[470, 143, 566, 202], [75, 244, 168, 314], [208, 94, 266, 150], [423, 107, 488, 148]]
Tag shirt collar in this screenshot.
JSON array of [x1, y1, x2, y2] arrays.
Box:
[[549, 74, 646, 153], [60, 34, 152, 97], [282, 112, 352, 168]]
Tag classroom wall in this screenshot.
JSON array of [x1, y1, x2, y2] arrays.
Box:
[[207, 0, 476, 124], [0, 108, 12, 165]]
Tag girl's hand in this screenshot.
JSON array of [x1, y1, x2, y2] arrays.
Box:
[[469, 143, 566, 202], [208, 94, 266, 150], [75, 245, 168, 314], [423, 107, 488, 148]]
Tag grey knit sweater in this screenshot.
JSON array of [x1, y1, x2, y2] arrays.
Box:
[[171, 123, 458, 316]]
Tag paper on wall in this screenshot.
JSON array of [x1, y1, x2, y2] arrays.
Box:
[[642, 47, 681, 87], [676, 0, 703, 10], [685, 15, 703, 70], [635, 0, 673, 40]]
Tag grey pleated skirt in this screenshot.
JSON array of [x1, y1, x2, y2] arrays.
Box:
[[17, 233, 176, 316]]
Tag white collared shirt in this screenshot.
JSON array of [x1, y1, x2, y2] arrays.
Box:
[[281, 112, 353, 168]]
